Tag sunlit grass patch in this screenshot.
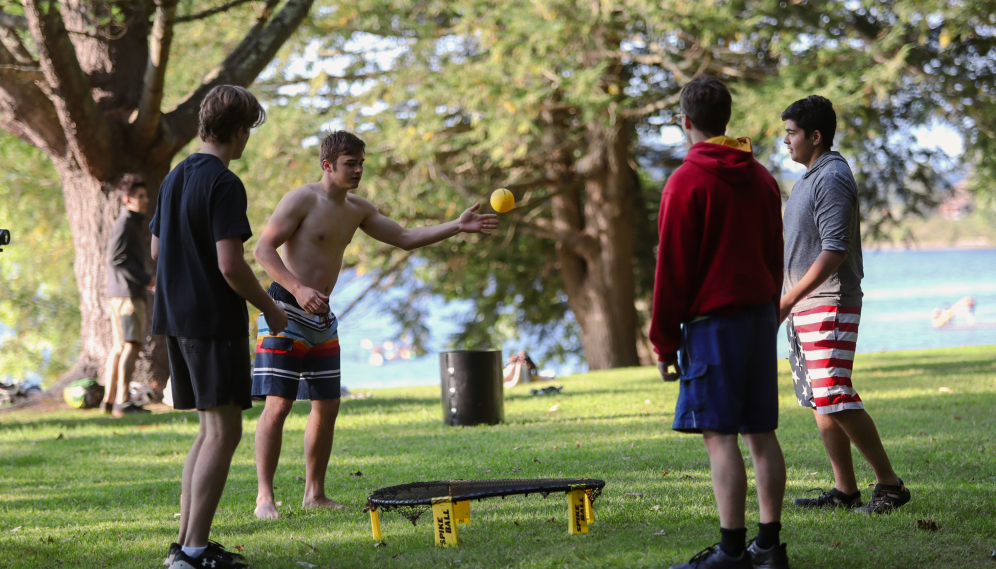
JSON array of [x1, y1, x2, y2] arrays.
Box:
[[1, 346, 994, 568]]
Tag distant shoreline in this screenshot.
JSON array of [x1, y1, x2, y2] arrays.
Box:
[[865, 239, 994, 251]]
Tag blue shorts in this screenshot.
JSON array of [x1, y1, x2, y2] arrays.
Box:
[[672, 302, 779, 435], [251, 284, 341, 401]]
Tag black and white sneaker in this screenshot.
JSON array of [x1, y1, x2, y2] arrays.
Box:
[[168, 544, 248, 569], [792, 487, 862, 509], [163, 542, 181, 566], [747, 539, 791, 569], [856, 478, 911, 514]]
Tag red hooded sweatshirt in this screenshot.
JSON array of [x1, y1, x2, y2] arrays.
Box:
[[649, 136, 784, 361]]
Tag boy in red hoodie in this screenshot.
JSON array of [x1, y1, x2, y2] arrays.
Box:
[[650, 76, 790, 569]]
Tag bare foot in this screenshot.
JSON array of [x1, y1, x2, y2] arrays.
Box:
[[302, 496, 347, 510], [255, 499, 280, 520]]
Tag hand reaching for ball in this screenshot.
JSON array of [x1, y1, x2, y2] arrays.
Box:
[[458, 203, 500, 236]]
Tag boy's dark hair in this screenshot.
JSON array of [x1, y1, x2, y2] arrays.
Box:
[[116, 174, 146, 199], [781, 95, 836, 149], [320, 131, 366, 168], [680, 75, 732, 136], [198, 85, 267, 143]]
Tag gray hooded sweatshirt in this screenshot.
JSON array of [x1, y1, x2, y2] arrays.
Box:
[[783, 151, 864, 313]]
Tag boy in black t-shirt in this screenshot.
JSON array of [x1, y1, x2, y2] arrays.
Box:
[[151, 85, 288, 569]]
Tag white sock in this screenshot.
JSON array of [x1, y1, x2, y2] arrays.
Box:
[[181, 545, 207, 558]]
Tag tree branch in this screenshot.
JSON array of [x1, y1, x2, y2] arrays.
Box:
[[0, 63, 43, 80], [134, 0, 178, 146], [22, 0, 117, 179], [175, 0, 255, 23], [163, 0, 315, 153], [0, 42, 67, 155], [0, 16, 35, 64], [621, 92, 681, 118], [0, 12, 28, 29]]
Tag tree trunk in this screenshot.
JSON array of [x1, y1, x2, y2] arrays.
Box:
[[44, 160, 170, 394], [551, 119, 641, 370]]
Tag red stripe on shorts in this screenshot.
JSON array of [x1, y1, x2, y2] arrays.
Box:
[[796, 305, 861, 315], [814, 393, 863, 407], [802, 339, 857, 352]]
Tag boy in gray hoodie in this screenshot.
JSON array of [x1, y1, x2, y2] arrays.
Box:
[[780, 95, 911, 514]]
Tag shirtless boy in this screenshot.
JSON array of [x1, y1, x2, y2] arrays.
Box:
[[251, 130, 499, 519]]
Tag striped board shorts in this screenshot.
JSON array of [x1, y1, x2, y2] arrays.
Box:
[[786, 305, 864, 414], [251, 297, 341, 401]]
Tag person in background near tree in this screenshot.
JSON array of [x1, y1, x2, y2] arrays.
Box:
[[152, 85, 288, 569], [650, 75, 790, 569], [101, 175, 154, 417], [250, 130, 498, 520], [780, 95, 911, 514]]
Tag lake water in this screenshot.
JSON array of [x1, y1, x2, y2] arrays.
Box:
[[335, 248, 996, 389]]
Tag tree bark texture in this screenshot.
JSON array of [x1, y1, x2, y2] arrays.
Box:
[[0, 0, 316, 398], [547, 117, 641, 370]]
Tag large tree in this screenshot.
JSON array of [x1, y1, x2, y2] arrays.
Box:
[[271, 0, 995, 370], [0, 0, 315, 391]]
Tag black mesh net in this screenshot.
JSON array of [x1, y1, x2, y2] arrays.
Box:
[[366, 478, 606, 525]]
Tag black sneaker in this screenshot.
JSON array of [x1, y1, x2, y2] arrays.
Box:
[[669, 544, 752, 569], [206, 541, 246, 564], [112, 402, 151, 417], [792, 488, 861, 509], [168, 549, 248, 569], [856, 478, 911, 513], [163, 542, 181, 566], [747, 539, 791, 569]]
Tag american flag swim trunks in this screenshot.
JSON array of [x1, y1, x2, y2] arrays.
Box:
[[787, 305, 865, 414]]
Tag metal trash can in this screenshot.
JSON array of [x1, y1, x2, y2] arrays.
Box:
[[439, 350, 504, 426]]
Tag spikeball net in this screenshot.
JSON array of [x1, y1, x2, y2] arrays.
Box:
[[365, 478, 605, 525]]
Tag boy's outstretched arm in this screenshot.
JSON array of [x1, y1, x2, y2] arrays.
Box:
[[359, 201, 498, 250], [254, 191, 329, 314]]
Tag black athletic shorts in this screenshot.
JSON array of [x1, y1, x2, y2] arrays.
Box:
[[167, 336, 253, 410]]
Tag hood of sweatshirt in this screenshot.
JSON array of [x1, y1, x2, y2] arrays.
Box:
[[802, 151, 848, 179], [683, 136, 755, 184]]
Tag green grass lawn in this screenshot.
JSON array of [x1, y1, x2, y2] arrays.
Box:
[[1, 346, 995, 568]]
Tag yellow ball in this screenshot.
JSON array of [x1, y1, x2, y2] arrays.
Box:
[[490, 188, 515, 213]]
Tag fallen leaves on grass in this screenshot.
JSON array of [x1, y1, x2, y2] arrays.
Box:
[[652, 530, 667, 536], [374, 541, 388, 548], [955, 416, 963, 420], [513, 446, 520, 450], [533, 458, 541, 463], [349, 471, 363, 478], [916, 519, 939, 531], [662, 471, 669, 477], [832, 541, 841, 549], [514, 521, 521, 527], [234, 546, 244, 552], [8, 526, 21, 533], [276, 501, 283, 506], [99, 449, 108, 454], [392, 553, 403, 560], [55, 433, 63, 440]]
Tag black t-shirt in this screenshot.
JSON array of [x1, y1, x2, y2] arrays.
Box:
[[150, 154, 253, 338]]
